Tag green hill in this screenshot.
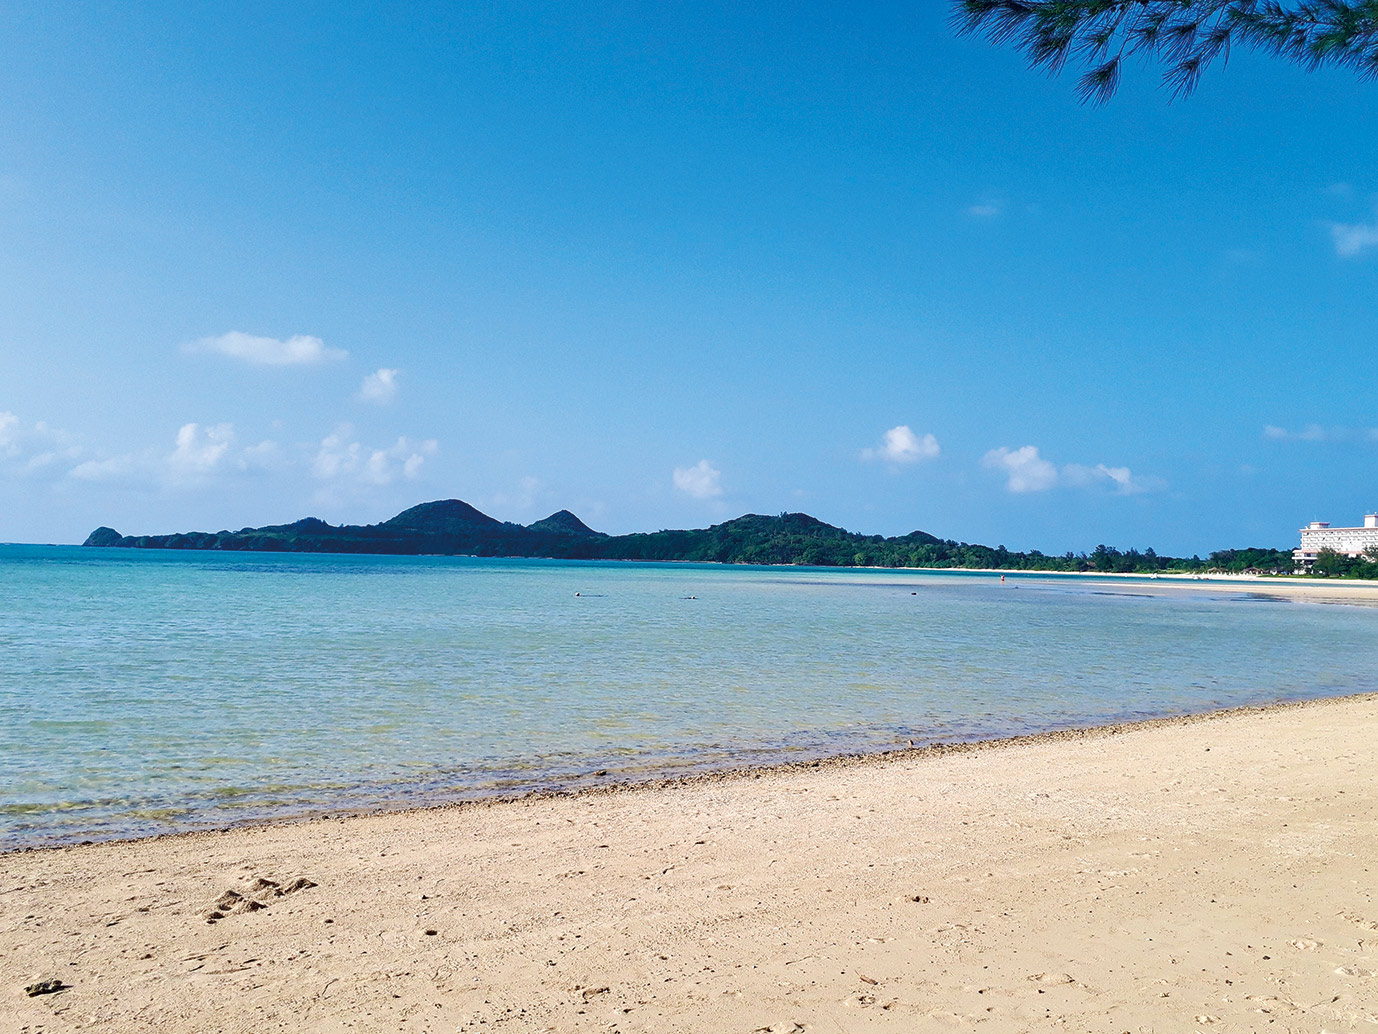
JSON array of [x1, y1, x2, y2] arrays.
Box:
[[81, 498, 1293, 574]]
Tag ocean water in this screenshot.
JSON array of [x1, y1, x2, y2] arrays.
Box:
[[2, 545, 1375, 849]]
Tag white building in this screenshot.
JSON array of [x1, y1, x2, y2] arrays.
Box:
[[1294, 514, 1378, 566]]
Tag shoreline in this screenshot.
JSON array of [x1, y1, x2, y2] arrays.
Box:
[[6, 692, 1376, 1031], [28, 541, 1378, 587], [7, 691, 1372, 858]]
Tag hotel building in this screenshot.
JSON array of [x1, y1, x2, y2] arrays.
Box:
[[1294, 514, 1378, 567]]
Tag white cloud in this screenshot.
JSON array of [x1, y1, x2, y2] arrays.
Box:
[[69, 422, 238, 487], [984, 445, 1160, 495], [188, 331, 347, 366], [20, 451, 68, 475], [983, 445, 1059, 493], [492, 475, 540, 511], [168, 422, 235, 476], [39, 420, 263, 488], [1062, 462, 1161, 496], [967, 201, 1003, 218], [1264, 423, 1328, 441], [357, 368, 399, 404], [1095, 465, 1136, 492], [68, 454, 140, 483], [237, 439, 286, 471], [313, 425, 438, 486], [1331, 211, 1378, 258], [862, 425, 940, 465], [3, 410, 444, 503], [1264, 424, 1376, 443], [673, 459, 723, 500], [0, 413, 85, 479]]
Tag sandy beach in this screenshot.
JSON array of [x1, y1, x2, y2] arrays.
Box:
[[991, 570, 1378, 606], [4, 695, 1377, 1033]]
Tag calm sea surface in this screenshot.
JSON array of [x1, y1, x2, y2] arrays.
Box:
[[3, 545, 1375, 849]]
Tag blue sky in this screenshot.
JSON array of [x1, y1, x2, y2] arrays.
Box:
[[1, 2, 1375, 554]]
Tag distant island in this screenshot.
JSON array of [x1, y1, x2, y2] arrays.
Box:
[[82, 499, 1295, 574]]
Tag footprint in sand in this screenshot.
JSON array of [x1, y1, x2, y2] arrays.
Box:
[[204, 875, 317, 923], [1289, 938, 1320, 950], [1027, 973, 1075, 985], [1335, 965, 1374, 978]]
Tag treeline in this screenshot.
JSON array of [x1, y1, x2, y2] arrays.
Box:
[[1309, 548, 1378, 579], [84, 501, 1299, 575], [586, 515, 1293, 573]]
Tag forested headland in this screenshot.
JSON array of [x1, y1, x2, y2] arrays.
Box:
[[82, 499, 1299, 575]]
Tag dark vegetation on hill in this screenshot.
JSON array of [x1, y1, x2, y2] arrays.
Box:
[[1307, 547, 1378, 580], [82, 500, 1296, 574]]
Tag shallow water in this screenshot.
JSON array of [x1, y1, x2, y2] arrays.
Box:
[[2, 545, 1374, 848]]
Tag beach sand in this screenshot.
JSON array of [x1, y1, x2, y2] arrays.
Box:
[[986, 570, 1378, 606], [4, 695, 1377, 1033]]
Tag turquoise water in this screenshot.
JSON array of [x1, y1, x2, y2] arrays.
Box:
[[2, 545, 1375, 849]]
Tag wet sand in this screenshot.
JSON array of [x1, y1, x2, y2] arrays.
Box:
[[4, 694, 1377, 1033], [988, 570, 1378, 605], [1055, 573, 1378, 609]]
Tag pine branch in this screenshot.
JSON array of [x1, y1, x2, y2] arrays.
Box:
[[953, 0, 1378, 100]]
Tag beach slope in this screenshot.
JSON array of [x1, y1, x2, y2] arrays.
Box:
[[4, 696, 1377, 1033]]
